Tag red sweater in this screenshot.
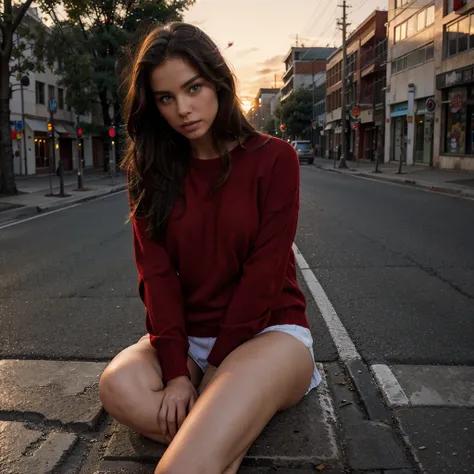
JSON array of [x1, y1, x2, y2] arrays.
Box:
[[132, 135, 309, 382]]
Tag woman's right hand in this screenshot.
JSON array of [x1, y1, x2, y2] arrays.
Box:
[[158, 375, 198, 441]]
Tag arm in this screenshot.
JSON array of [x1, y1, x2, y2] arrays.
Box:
[[207, 144, 300, 367], [132, 216, 190, 383]]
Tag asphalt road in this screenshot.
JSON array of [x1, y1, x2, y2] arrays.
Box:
[[297, 166, 474, 366], [0, 168, 473, 368]]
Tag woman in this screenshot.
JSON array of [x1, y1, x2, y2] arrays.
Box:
[[99, 22, 321, 474]]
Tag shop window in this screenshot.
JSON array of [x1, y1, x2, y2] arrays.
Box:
[[445, 88, 467, 154]]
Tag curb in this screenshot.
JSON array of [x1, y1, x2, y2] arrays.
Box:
[[316, 165, 474, 198], [0, 184, 126, 226]]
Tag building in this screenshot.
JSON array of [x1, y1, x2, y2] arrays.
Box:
[[248, 88, 280, 132], [8, 8, 97, 176], [325, 10, 388, 162], [281, 47, 336, 101], [385, 1, 437, 166], [312, 72, 328, 157], [433, 0, 474, 170]]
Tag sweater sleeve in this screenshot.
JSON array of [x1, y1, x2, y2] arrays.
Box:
[[207, 144, 300, 367], [132, 216, 190, 383]]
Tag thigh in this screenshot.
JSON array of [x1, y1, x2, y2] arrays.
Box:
[[156, 331, 314, 474]]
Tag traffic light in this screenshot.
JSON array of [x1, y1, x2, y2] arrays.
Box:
[[47, 122, 53, 132], [109, 126, 116, 138], [77, 128, 83, 138]]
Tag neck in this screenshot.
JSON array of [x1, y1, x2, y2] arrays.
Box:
[[190, 132, 218, 161]]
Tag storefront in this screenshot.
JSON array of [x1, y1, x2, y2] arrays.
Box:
[[436, 64, 474, 167], [390, 102, 408, 163], [414, 98, 434, 165]]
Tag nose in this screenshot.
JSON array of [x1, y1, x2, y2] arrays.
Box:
[[176, 95, 191, 118]]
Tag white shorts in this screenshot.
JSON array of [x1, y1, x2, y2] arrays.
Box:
[[188, 324, 322, 395]]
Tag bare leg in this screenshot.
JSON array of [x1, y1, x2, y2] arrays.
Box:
[[155, 331, 314, 474], [99, 335, 203, 444]]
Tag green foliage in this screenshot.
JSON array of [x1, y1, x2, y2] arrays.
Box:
[[275, 88, 313, 138], [263, 117, 277, 136], [38, 0, 196, 121]]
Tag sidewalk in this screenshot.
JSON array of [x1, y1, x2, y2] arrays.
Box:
[[0, 169, 126, 226], [313, 157, 474, 198]]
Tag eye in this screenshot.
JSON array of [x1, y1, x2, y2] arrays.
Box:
[[158, 95, 173, 104], [189, 84, 201, 94]]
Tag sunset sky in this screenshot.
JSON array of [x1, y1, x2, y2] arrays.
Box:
[[184, 0, 388, 110]]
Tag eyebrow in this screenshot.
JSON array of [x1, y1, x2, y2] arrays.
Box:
[[153, 75, 201, 95]]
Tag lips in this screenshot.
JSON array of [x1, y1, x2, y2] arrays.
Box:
[[181, 120, 201, 132]]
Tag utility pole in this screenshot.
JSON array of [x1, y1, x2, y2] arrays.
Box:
[[338, 0, 350, 169]]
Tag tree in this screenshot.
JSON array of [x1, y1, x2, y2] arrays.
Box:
[[40, 0, 196, 170], [275, 88, 312, 140], [0, 0, 37, 194], [263, 117, 276, 136]]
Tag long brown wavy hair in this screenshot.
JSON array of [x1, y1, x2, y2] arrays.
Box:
[[120, 22, 258, 241]]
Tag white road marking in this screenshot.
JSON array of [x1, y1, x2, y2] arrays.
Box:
[[0, 189, 126, 231], [371, 364, 410, 407], [293, 243, 361, 362]]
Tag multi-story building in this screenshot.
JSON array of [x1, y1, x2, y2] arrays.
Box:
[[281, 47, 336, 101], [325, 10, 388, 161], [248, 88, 280, 132], [312, 72, 328, 157], [434, 0, 474, 170], [9, 8, 97, 176], [385, 1, 437, 166]]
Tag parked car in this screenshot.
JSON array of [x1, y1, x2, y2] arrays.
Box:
[[291, 140, 314, 165]]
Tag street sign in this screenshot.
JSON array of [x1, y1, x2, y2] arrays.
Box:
[[351, 106, 361, 118], [425, 98, 437, 113], [49, 99, 57, 114], [16, 120, 23, 131]]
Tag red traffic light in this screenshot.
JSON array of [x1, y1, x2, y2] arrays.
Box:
[[280, 124, 287, 132], [77, 128, 83, 137], [109, 127, 116, 138]]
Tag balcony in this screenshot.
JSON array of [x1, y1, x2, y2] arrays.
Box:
[[360, 39, 387, 78]]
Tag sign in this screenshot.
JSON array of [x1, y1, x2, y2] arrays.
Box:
[[48, 99, 57, 114], [15, 120, 24, 131], [16, 131, 23, 140], [436, 64, 474, 89], [407, 115, 414, 123], [425, 98, 437, 113], [351, 106, 361, 118]]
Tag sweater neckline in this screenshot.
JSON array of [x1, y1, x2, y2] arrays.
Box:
[[189, 135, 263, 170]]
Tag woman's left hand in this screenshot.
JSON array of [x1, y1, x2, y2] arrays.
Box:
[[198, 364, 218, 395]]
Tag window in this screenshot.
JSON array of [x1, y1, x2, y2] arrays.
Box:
[[425, 43, 435, 60], [426, 5, 435, 25], [395, 0, 410, 8], [394, 4, 435, 43], [35, 81, 45, 105], [408, 16, 417, 36], [58, 88, 64, 110], [445, 14, 474, 57], [48, 85, 55, 103], [417, 10, 426, 31], [391, 43, 434, 75], [458, 16, 470, 53], [401, 22, 407, 40]]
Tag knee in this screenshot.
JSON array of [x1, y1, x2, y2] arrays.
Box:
[[98, 365, 128, 411]]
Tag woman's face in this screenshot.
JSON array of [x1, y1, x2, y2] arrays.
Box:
[[150, 57, 219, 141]]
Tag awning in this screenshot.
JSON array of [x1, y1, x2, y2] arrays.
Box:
[[55, 124, 68, 134], [25, 118, 48, 133], [64, 124, 77, 136], [335, 126, 343, 134], [325, 123, 334, 131]]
